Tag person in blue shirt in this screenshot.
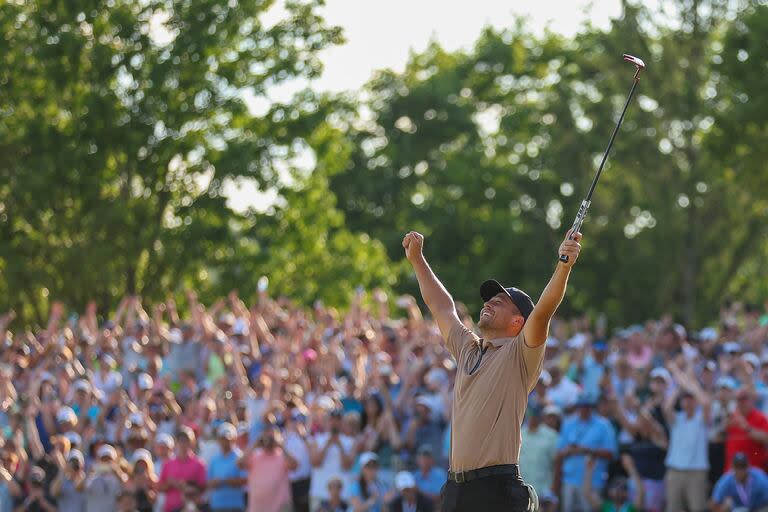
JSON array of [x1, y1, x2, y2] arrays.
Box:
[[349, 452, 394, 512], [207, 422, 247, 512], [412, 444, 445, 504], [712, 452, 768, 512], [557, 395, 618, 512]]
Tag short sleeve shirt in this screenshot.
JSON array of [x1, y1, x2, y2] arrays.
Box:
[[447, 322, 545, 471]]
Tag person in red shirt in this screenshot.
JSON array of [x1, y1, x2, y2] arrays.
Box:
[[725, 388, 768, 471], [158, 426, 207, 512]]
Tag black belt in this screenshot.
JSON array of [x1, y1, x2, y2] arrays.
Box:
[[448, 464, 520, 484]]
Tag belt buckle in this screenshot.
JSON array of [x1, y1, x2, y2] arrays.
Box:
[[454, 471, 466, 484]]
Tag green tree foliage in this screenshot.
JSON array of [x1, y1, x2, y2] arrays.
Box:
[[330, 1, 768, 326], [0, 0, 397, 323]]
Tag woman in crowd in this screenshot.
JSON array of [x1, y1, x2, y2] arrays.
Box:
[[349, 452, 394, 512], [239, 425, 297, 512], [126, 448, 157, 512]]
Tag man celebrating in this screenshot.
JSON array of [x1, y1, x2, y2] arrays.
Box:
[[403, 230, 582, 512]]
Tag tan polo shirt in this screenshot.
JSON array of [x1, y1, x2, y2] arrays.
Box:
[[446, 321, 545, 472]]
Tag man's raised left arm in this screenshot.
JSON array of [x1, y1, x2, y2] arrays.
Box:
[[523, 231, 582, 347]]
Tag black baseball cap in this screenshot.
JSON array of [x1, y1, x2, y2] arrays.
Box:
[[733, 452, 749, 469], [480, 280, 535, 320]]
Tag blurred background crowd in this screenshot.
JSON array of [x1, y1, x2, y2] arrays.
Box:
[[1, 288, 767, 512]]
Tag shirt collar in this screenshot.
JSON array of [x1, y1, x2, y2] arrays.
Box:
[[482, 336, 515, 348]]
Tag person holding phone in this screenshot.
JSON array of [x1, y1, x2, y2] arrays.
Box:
[[238, 425, 297, 512], [309, 409, 356, 510]]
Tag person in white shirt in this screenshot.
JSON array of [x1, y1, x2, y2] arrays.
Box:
[[283, 410, 312, 512], [308, 409, 355, 511], [546, 366, 581, 409]]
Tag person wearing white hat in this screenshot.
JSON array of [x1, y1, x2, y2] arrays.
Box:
[[207, 422, 247, 512], [56, 406, 78, 429], [125, 448, 158, 512], [308, 408, 356, 509], [51, 449, 87, 512], [390, 471, 434, 512], [350, 452, 394, 512], [85, 444, 124, 512]]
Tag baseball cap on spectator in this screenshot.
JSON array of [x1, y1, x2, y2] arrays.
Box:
[[715, 376, 737, 390], [67, 449, 84, 466], [137, 373, 154, 391], [574, 394, 596, 408], [546, 336, 560, 349], [543, 404, 563, 418], [360, 452, 379, 467], [168, 328, 183, 344], [417, 444, 434, 457], [395, 471, 417, 491], [232, 318, 249, 336], [539, 370, 552, 386], [733, 452, 749, 469], [593, 341, 608, 352], [73, 379, 92, 394], [699, 327, 718, 341], [479, 280, 535, 320], [128, 412, 144, 427], [316, 395, 335, 412], [425, 368, 448, 388], [742, 353, 760, 368], [566, 333, 588, 349], [650, 367, 672, 384], [415, 396, 433, 410], [703, 361, 717, 372], [63, 431, 82, 448], [723, 342, 742, 354], [97, 444, 117, 460], [30, 466, 46, 485], [217, 422, 237, 440], [131, 448, 153, 464], [57, 406, 77, 425], [218, 313, 236, 327], [177, 426, 195, 442], [40, 371, 56, 384], [100, 354, 116, 368], [156, 433, 175, 449]]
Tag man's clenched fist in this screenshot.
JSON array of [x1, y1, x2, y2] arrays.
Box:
[[402, 231, 424, 263]]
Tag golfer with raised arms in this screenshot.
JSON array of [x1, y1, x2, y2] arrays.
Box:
[[403, 229, 582, 512]]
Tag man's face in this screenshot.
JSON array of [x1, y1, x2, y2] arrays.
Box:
[[478, 293, 522, 331], [417, 453, 433, 471], [737, 392, 754, 413], [735, 466, 748, 482]]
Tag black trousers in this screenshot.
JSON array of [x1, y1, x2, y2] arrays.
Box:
[[291, 477, 311, 512], [440, 473, 533, 512]]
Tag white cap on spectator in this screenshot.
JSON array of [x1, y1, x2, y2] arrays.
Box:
[[128, 412, 144, 427], [425, 368, 448, 387], [137, 373, 154, 391], [73, 379, 92, 393], [97, 444, 117, 460], [673, 324, 687, 339], [156, 433, 175, 449], [546, 336, 560, 348], [359, 452, 379, 467], [67, 449, 84, 466], [415, 396, 433, 410], [41, 371, 56, 384], [742, 353, 760, 368], [723, 342, 742, 354], [232, 318, 249, 336], [395, 471, 416, 491], [543, 404, 562, 417], [316, 396, 335, 411], [218, 313, 236, 326], [700, 327, 718, 341], [237, 422, 250, 436], [650, 367, 672, 384], [101, 354, 116, 368], [56, 406, 77, 425], [566, 333, 588, 349], [217, 422, 237, 440], [716, 377, 737, 390], [63, 431, 82, 447], [169, 328, 183, 344], [131, 448, 153, 464], [539, 370, 552, 387]]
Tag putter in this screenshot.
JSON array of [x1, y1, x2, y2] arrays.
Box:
[[559, 54, 646, 263]]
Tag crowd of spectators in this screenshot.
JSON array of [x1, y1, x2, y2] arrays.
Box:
[[0, 287, 767, 512]]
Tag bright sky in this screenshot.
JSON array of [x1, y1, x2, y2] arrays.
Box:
[[228, 0, 623, 211]]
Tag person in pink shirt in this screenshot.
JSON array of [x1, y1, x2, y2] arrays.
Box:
[[158, 426, 207, 512], [238, 425, 298, 512]]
